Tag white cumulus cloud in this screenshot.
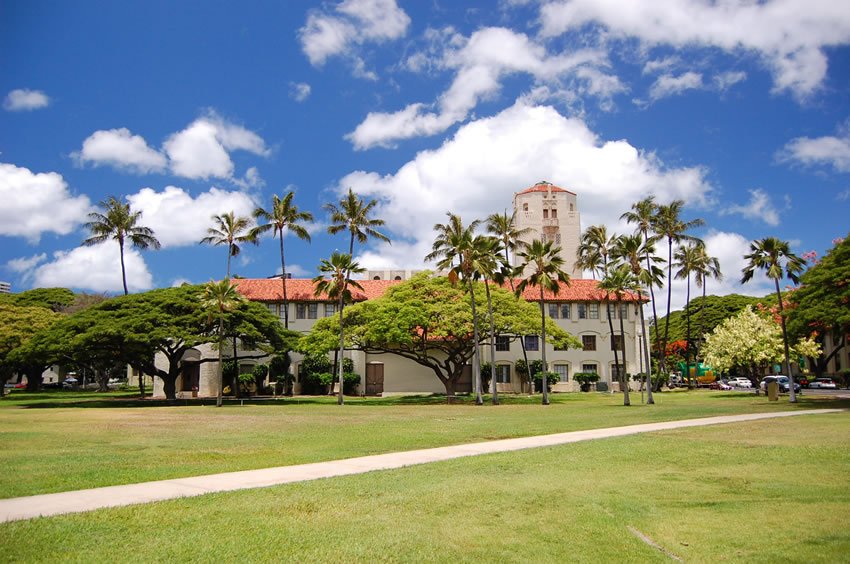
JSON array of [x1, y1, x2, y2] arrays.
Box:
[[31, 243, 153, 294], [0, 163, 91, 243], [73, 128, 167, 174], [290, 82, 312, 102], [6, 253, 47, 274], [300, 0, 410, 76], [539, 0, 850, 99], [126, 185, 257, 248], [3, 89, 50, 111], [648, 71, 703, 102], [347, 26, 609, 149], [779, 128, 850, 172], [338, 102, 713, 269], [721, 188, 781, 226]]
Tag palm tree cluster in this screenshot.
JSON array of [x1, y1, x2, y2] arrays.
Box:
[[425, 210, 569, 406]]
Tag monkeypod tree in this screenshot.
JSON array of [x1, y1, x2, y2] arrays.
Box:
[[300, 273, 580, 398]]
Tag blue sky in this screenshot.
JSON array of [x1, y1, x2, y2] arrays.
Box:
[[1, 0, 849, 311]]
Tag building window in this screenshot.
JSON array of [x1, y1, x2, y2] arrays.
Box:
[[495, 364, 511, 383], [560, 304, 571, 319], [266, 303, 277, 316], [543, 209, 549, 219], [607, 303, 617, 319], [523, 203, 528, 211], [611, 335, 624, 351], [589, 303, 599, 319], [555, 233, 561, 244], [496, 335, 510, 352], [553, 364, 569, 382], [570, 203, 574, 211], [308, 304, 318, 319], [611, 364, 625, 379], [525, 335, 539, 351], [296, 303, 306, 319], [620, 304, 628, 319], [548, 304, 559, 318], [578, 304, 587, 319], [582, 363, 598, 374], [582, 335, 596, 351], [324, 303, 337, 317], [551, 209, 558, 219]]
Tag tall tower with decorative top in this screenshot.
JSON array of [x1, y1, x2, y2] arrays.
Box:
[[512, 180, 582, 279]]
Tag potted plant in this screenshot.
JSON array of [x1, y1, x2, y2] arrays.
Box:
[[573, 372, 600, 392]]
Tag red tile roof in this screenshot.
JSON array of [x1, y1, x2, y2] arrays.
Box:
[[233, 277, 644, 303], [517, 180, 575, 195]]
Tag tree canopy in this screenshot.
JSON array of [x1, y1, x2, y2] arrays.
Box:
[[0, 288, 75, 311], [299, 273, 581, 396], [15, 285, 299, 399], [0, 303, 61, 394], [652, 293, 771, 344]]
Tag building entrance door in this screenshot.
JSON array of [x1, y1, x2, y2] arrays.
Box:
[[365, 363, 384, 396]]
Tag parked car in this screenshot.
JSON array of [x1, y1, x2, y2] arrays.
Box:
[[729, 377, 752, 388], [760, 376, 801, 394], [809, 378, 837, 389], [710, 381, 732, 390], [797, 375, 810, 388]]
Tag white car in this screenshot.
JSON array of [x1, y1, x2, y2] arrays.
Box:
[[809, 378, 837, 389], [729, 377, 752, 388]]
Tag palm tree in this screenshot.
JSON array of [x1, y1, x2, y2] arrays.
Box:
[[199, 211, 258, 278], [252, 192, 314, 329], [325, 187, 391, 257], [82, 196, 161, 295], [578, 225, 620, 393], [199, 279, 244, 407], [612, 234, 663, 404], [621, 197, 663, 382], [651, 200, 704, 377], [426, 214, 486, 405], [576, 225, 614, 279], [472, 235, 509, 405], [516, 239, 571, 406], [313, 252, 365, 405], [742, 237, 805, 402], [486, 211, 533, 392], [673, 242, 702, 388], [200, 211, 257, 397], [691, 245, 722, 367], [598, 265, 638, 406]]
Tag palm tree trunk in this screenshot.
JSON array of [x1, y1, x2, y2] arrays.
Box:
[[606, 297, 621, 400], [279, 234, 289, 330], [618, 299, 630, 406], [216, 319, 224, 408], [469, 280, 483, 406], [119, 238, 128, 295], [485, 279, 498, 405], [685, 274, 693, 389], [338, 293, 345, 406], [539, 286, 549, 406], [505, 260, 532, 393], [662, 237, 673, 377], [638, 290, 654, 404], [775, 280, 797, 403]]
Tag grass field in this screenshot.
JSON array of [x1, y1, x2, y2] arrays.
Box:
[[0, 412, 847, 562], [1, 389, 847, 500]]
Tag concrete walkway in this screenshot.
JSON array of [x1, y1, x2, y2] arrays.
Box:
[[0, 409, 841, 523]]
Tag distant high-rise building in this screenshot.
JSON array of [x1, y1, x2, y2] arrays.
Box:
[[0, 281, 10, 294], [512, 181, 582, 278]]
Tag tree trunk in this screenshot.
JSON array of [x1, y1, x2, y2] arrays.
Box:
[[232, 335, 240, 398], [216, 320, 224, 407], [469, 280, 483, 405], [618, 299, 630, 406], [606, 296, 620, 399], [485, 279, 498, 405], [662, 237, 673, 377], [337, 293, 345, 406], [279, 234, 289, 329], [24, 366, 44, 392], [639, 291, 654, 404], [643, 230, 662, 377], [162, 370, 179, 401], [540, 286, 549, 406], [775, 280, 797, 403], [138, 369, 145, 399], [119, 238, 128, 296], [685, 274, 693, 389]]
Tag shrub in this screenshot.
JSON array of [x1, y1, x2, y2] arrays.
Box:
[[573, 372, 600, 385]]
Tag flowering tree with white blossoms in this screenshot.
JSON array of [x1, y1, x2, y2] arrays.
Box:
[[703, 306, 820, 389]]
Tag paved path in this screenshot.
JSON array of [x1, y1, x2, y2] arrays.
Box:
[[0, 409, 841, 523]]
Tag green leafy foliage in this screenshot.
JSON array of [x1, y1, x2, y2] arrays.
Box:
[[0, 288, 75, 311], [300, 273, 580, 396], [652, 293, 771, 344]]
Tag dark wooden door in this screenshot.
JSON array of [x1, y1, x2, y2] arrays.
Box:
[[365, 363, 384, 396]]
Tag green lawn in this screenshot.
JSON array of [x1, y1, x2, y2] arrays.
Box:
[[1, 389, 847, 499], [1, 413, 847, 562]]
